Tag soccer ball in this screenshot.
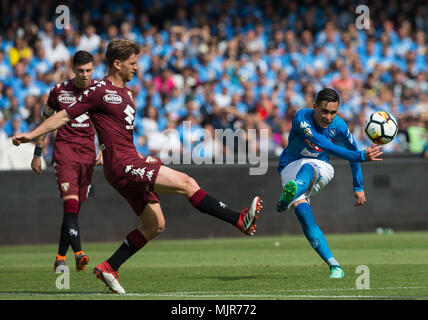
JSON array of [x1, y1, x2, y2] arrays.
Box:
[[364, 111, 398, 145]]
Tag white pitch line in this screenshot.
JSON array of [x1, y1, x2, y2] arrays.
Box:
[[269, 286, 428, 293]]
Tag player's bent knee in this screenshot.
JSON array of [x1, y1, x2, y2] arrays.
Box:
[[292, 198, 309, 209], [154, 224, 165, 236], [141, 223, 165, 240], [180, 174, 200, 196], [187, 176, 200, 192]]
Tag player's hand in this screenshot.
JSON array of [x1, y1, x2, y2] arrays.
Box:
[[95, 150, 103, 165], [12, 133, 33, 146], [354, 190, 366, 206], [365, 144, 383, 161], [31, 156, 42, 174]]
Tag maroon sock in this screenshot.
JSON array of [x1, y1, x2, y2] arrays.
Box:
[[63, 199, 79, 215], [189, 188, 240, 225], [107, 229, 148, 271]]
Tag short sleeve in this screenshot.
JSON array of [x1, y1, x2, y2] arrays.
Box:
[[65, 86, 100, 119]]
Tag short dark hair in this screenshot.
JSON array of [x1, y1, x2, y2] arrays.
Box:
[[315, 88, 340, 106], [106, 39, 140, 68], [72, 50, 93, 67]]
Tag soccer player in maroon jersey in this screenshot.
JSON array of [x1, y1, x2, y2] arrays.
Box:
[[12, 39, 262, 294], [30, 51, 102, 272]]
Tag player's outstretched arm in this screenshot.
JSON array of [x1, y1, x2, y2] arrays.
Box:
[[30, 113, 51, 174], [12, 109, 71, 146], [364, 143, 383, 161]]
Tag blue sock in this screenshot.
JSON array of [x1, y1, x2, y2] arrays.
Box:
[[294, 202, 339, 268], [294, 164, 315, 198]]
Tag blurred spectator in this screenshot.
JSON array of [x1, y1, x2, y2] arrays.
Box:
[[0, 0, 428, 165], [8, 37, 32, 67], [407, 116, 428, 154], [79, 25, 102, 54], [0, 110, 7, 141], [45, 34, 70, 64]]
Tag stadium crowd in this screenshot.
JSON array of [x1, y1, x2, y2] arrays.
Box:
[[0, 0, 427, 165]]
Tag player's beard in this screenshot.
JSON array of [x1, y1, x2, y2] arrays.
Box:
[[81, 79, 89, 87], [120, 69, 134, 83]]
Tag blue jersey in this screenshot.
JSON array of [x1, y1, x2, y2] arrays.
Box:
[[278, 108, 366, 191]]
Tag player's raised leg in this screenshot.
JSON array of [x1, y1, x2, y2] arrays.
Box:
[[277, 163, 315, 213], [94, 202, 165, 294], [154, 165, 262, 236], [293, 200, 344, 278]]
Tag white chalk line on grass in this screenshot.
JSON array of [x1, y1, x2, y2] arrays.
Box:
[[1, 286, 428, 299]]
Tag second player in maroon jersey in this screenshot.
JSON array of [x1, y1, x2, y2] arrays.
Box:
[[30, 51, 102, 273]]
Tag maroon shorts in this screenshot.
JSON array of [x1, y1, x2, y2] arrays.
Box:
[[107, 156, 162, 216], [54, 160, 94, 202]]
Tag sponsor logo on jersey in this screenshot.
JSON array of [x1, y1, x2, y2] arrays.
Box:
[[58, 94, 76, 104], [300, 148, 319, 157], [346, 128, 354, 144], [124, 165, 155, 181], [103, 93, 123, 104], [146, 169, 154, 181], [124, 104, 135, 130], [304, 139, 322, 151], [71, 113, 90, 128], [300, 121, 311, 129], [68, 228, 78, 237]]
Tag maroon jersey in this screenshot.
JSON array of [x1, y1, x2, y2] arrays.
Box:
[[65, 77, 159, 191], [47, 80, 96, 164]]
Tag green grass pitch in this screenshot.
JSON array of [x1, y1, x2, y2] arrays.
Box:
[[1, 231, 428, 300]]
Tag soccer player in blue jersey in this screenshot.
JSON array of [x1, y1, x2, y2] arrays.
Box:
[[277, 88, 383, 278]]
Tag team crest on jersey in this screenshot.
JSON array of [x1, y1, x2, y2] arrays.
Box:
[[127, 90, 133, 102], [61, 182, 70, 192], [328, 128, 337, 138], [58, 94, 76, 104], [103, 93, 123, 104]]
